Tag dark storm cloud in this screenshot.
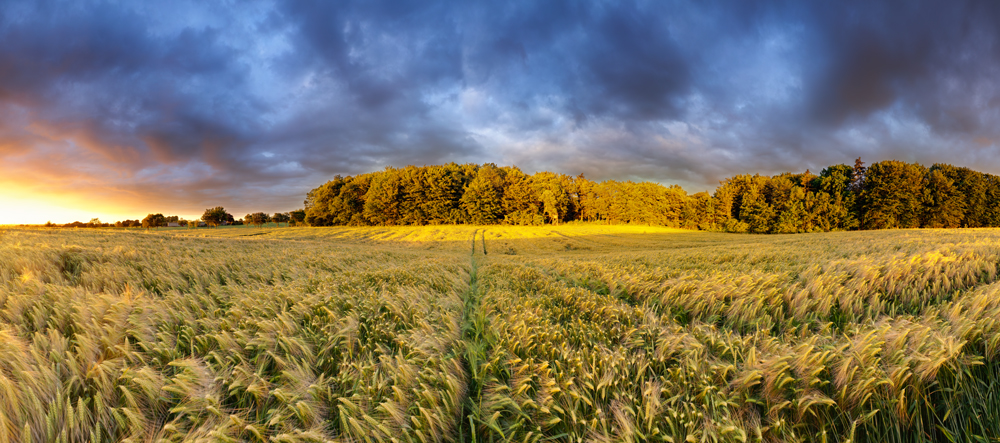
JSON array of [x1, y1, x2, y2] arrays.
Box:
[[800, 2, 983, 129], [3, 0, 1000, 220], [577, 5, 690, 120], [0, 1, 257, 164], [450, 1, 692, 122]]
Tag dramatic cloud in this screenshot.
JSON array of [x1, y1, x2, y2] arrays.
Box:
[[3, 0, 1000, 221]]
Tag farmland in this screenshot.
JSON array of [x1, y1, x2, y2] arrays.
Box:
[[1, 225, 999, 442]]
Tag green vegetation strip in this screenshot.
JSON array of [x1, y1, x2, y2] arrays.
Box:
[[302, 161, 1000, 234]]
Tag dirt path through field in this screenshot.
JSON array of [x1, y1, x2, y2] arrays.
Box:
[[457, 234, 492, 441]]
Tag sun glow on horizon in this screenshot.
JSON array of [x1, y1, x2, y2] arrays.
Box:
[[0, 189, 159, 225]]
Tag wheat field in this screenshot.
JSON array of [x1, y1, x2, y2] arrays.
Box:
[[1, 225, 999, 442]]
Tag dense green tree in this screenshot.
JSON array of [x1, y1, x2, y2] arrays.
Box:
[[575, 175, 600, 222], [247, 212, 270, 227], [711, 185, 735, 226], [922, 170, 965, 228], [531, 171, 572, 224], [340, 177, 372, 226], [817, 164, 859, 228], [817, 164, 854, 198], [363, 168, 403, 225], [586, 181, 614, 223], [202, 207, 232, 227], [461, 164, 505, 224], [297, 160, 1000, 233], [861, 161, 926, 229], [142, 213, 166, 229], [742, 193, 775, 234], [717, 174, 770, 222], [272, 212, 291, 226], [684, 191, 718, 230], [502, 168, 542, 225], [289, 209, 306, 226], [932, 164, 985, 227], [422, 163, 468, 224], [986, 175, 1000, 226], [304, 175, 349, 226], [397, 166, 427, 225], [807, 190, 855, 231], [763, 176, 800, 233], [540, 189, 560, 224]]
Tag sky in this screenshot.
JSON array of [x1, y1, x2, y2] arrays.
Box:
[[2, 0, 1000, 224]]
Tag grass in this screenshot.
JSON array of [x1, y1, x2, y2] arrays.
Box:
[[1, 225, 999, 442]]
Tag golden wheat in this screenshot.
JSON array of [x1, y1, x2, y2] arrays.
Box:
[[2, 225, 1000, 442]]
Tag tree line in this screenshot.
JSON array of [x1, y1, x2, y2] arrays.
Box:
[[42, 208, 307, 229], [303, 160, 1000, 232]]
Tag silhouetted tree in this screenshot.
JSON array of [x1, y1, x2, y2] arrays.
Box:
[[202, 207, 232, 227], [850, 157, 866, 192], [289, 209, 306, 226], [248, 212, 270, 227], [272, 212, 291, 226], [142, 213, 166, 229]]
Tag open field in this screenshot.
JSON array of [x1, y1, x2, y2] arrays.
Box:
[[1, 225, 999, 442]]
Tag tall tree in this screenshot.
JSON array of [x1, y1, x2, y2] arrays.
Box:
[[142, 213, 166, 229], [461, 164, 505, 224], [289, 209, 306, 226], [742, 192, 775, 234], [850, 157, 866, 192], [422, 163, 468, 224], [922, 170, 965, 228], [765, 176, 805, 233], [363, 167, 403, 225], [272, 212, 291, 226], [398, 166, 428, 225], [817, 164, 858, 229], [932, 164, 984, 227], [575, 175, 600, 222], [339, 176, 372, 225], [304, 175, 349, 226], [531, 171, 572, 224], [861, 161, 926, 229], [502, 168, 542, 225], [249, 212, 270, 227], [716, 174, 770, 229], [202, 207, 232, 227]]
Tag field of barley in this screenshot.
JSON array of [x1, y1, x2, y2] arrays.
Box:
[[1, 225, 999, 443]]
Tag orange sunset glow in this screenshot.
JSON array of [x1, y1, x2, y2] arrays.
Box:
[[0, 187, 167, 225]]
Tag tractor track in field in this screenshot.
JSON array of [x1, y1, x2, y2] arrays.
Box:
[[458, 229, 490, 442]]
